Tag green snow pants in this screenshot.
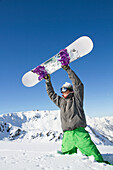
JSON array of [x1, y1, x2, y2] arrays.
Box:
[[62, 127, 104, 163]]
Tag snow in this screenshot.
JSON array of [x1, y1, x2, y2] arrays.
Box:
[[0, 110, 113, 170]]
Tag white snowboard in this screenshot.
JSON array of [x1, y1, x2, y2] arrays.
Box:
[[22, 36, 93, 87]]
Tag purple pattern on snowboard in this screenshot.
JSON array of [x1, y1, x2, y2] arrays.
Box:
[[33, 66, 48, 80], [58, 49, 70, 66]]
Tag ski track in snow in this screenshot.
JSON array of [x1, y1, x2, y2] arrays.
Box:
[[0, 110, 113, 170]]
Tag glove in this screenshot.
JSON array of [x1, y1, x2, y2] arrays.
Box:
[[61, 65, 70, 71], [44, 74, 51, 82]]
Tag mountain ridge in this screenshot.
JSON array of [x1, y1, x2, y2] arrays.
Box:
[[0, 110, 113, 145]]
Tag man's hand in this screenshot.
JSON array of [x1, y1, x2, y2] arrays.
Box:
[[44, 74, 51, 81], [62, 65, 70, 71]]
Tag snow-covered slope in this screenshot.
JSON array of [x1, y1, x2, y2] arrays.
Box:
[[0, 110, 113, 169]]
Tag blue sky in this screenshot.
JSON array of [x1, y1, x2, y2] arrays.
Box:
[[0, 0, 113, 117]]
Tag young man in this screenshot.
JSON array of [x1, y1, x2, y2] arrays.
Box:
[[43, 49, 111, 165], [44, 65, 107, 163]]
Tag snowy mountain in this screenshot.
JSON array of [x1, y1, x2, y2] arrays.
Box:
[[0, 110, 113, 144], [0, 110, 113, 169]]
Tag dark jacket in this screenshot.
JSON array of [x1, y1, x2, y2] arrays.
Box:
[[46, 67, 87, 132]]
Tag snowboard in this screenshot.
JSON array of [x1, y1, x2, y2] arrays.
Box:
[[22, 36, 93, 87]]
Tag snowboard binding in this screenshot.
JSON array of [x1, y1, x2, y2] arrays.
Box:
[[32, 66, 48, 80], [58, 49, 70, 66]]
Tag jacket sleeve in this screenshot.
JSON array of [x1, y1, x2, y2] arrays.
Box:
[[66, 67, 84, 106], [45, 80, 63, 108]]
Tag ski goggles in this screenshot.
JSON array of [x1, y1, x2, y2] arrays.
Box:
[[60, 87, 68, 93]]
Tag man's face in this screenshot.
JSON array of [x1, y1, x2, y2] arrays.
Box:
[[62, 90, 71, 98]]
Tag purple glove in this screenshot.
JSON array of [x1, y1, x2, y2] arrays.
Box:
[[33, 66, 48, 81], [58, 49, 70, 66]]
